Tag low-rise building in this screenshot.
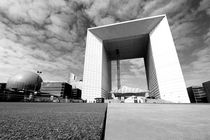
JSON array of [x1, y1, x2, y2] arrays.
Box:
[[0, 83, 6, 93], [72, 88, 82, 99], [187, 86, 207, 103], [40, 82, 72, 99], [0, 83, 6, 101], [203, 81, 210, 103]]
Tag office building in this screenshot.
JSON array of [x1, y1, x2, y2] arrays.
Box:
[[0, 83, 6, 93], [72, 88, 82, 99], [40, 82, 72, 99], [187, 86, 207, 103], [203, 81, 210, 103]]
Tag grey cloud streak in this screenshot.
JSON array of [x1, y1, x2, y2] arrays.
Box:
[[0, 0, 95, 81]]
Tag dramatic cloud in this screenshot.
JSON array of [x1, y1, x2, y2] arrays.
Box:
[[0, 0, 210, 89], [184, 46, 210, 87], [0, 0, 93, 82], [198, 0, 210, 15]]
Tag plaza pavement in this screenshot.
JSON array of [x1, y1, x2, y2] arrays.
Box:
[[105, 103, 210, 140]]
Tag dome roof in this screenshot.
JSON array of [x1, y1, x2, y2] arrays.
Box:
[[6, 71, 43, 91]]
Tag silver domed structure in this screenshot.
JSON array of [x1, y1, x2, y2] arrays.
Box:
[[6, 71, 43, 91]]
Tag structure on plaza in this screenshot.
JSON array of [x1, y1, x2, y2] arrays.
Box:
[[6, 71, 43, 92], [0, 71, 82, 102], [83, 15, 190, 103]]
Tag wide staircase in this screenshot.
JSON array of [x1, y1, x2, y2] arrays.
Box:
[[145, 98, 173, 103]]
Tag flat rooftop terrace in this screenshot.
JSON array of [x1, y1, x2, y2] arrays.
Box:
[[105, 104, 210, 140]]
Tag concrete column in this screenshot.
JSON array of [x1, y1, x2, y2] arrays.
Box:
[[83, 31, 103, 102], [144, 40, 160, 99], [102, 47, 111, 98], [148, 16, 190, 103]]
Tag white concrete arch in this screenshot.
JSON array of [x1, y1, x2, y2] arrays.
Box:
[[82, 15, 190, 103]]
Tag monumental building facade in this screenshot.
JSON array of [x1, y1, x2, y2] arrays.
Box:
[[82, 15, 190, 103]]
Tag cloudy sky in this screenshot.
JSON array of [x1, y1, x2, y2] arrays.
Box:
[[0, 0, 209, 90]]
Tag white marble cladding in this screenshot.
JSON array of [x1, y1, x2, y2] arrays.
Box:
[[145, 40, 160, 99], [101, 46, 111, 98], [83, 15, 190, 103], [149, 17, 190, 103], [82, 31, 103, 102]]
